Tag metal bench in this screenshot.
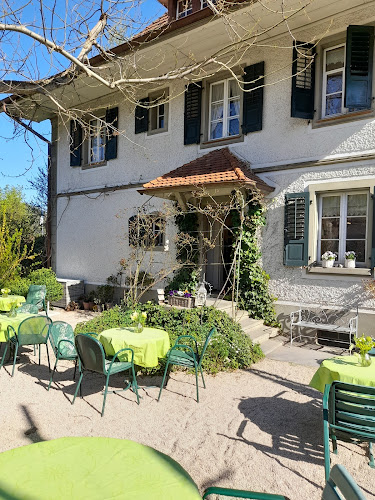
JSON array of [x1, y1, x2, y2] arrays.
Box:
[[290, 305, 358, 347]]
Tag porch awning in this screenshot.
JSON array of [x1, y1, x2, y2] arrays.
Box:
[[138, 148, 273, 202]]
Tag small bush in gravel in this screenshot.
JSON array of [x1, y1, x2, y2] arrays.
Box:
[[75, 303, 264, 375]]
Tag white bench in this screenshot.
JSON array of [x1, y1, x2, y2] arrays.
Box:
[[290, 305, 358, 347]]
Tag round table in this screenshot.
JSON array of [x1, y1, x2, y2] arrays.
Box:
[[0, 312, 36, 343], [309, 355, 375, 393], [0, 294, 25, 312], [0, 437, 202, 499], [98, 327, 170, 368]]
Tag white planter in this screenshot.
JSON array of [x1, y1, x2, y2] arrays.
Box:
[[345, 259, 356, 269], [322, 259, 334, 268]]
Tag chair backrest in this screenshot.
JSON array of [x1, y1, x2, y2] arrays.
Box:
[[75, 334, 106, 374], [198, 327, 216, 366], [324, 381, 375, 443], [48, 321, 77, 358], [322, 464, 367, 500], [17, 316, 52, 346], [26, 285, 47, 308]]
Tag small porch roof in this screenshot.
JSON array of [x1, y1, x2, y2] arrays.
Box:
[[138, 148, 274, 200]]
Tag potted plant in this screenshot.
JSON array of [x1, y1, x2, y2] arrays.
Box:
[[168, 290, 195, 308], [344, 251, 356, 268], [350, 334, 375, 367], [321, 251, 337, 268], [130, 311, 147, 333]]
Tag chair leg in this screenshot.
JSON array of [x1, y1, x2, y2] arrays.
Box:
[[101, 374, 110, 417], [131, 366, 140, 405], [39, 344, 41, 365], [73, 359, 77, 380], [12, 344, 19, 377], [48, 357, 58, 391], [332, 435, 338, 454], [323, 421, 331, 482], [199, 366, 206, 389], [195, 364, 199, 403], [0, 342, 8, 370], [369, 442, 374, 468], [46, 344, 51, 372], [72, 372, 84, 405], [158, 360, 170, 402]]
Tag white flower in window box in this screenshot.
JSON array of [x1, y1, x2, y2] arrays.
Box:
[[321, 251, 337, 268], [344, 251, 356, 269]]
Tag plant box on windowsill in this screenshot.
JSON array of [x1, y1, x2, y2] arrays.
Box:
[[168, 296, 195, 308]]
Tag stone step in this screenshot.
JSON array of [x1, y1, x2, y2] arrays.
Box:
[[205, 298, 236, 311], [259, 337, 285, 356], [243, 324, 271, 344], [239, 315, 263, 330]]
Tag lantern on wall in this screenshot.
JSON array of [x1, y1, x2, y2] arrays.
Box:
[[196, 281, 207, 307]]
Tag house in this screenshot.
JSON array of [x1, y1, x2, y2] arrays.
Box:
[[7, 0, 375, 331]]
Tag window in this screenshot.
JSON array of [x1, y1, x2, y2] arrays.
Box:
[[322, 44, 346, 117], [129, 214, 165, 248], [149, 91, 168, 133], [177, 0, 192, 18], [89, 117, 106, 164], [209, 78, 240, 140], [317, 192, 368, 263]]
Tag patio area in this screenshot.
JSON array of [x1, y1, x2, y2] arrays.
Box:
[[0, 309, 373, 499]]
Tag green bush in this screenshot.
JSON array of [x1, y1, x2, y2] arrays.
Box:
[[5, 268, 63, 302], [75, 303, 264, 375]]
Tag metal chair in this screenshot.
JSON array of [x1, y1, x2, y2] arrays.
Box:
[[323, 381, 375, 481], [72, 333, 139, 417], [47, 321, 78, 391], [0, 315, 52, 376], [158, 327, 216, 403], [202, 464, 366, 499], [17, 285, 47, 314]]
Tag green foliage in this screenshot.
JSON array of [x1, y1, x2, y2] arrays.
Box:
[[6, 268, 63, 302], [75, 303, 264, 375]]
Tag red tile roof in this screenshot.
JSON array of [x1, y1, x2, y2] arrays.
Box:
[[137, 13, 169, 38], [140, 148, 273, 193]]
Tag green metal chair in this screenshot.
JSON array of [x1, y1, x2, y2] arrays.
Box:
[[158, 327, 216, 403], [323, 381, 375, 481], [72, 333, 139, 417], [47, 321, 78, 391], [17, 285, 47, 314], [202, 464, 366, 499], [0, 315, 52, 376]]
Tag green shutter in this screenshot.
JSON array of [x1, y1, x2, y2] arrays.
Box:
[[345, 25, 374, 109], [105, 107, 118, 160], [291, 42, 315, 119], [284, 192, 309, 266], [135, 98, 149, 134], [69, 120, 82, 167], [184, 81, 202, 145], [371, 188, 375, 269], [242, 62, 264, 134]]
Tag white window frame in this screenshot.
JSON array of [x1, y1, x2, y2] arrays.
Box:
[[317, 191, 369, 264], [177, 0, 192, 18], [322, 43, 347, 118], [89, 116, 106, 164], [208, 78, 240, 141]]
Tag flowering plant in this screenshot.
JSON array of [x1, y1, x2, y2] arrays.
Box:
[[169, 290, 192, 298], [344, 251, 356, 260], [130, 311, 147, 326], [350, 334, 375, 356], [321, 251, 337, 261], [1, 288, 10, 296]]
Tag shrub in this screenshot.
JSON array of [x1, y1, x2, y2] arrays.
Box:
[[6, 268, 63, 302], [75, 303, 264, 375]]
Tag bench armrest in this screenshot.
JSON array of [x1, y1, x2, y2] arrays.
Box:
[[290, 310, 302, 324]]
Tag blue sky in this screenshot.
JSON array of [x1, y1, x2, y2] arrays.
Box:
[[0, 0, 163, 202]]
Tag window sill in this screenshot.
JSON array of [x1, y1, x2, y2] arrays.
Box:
[[313, 109, 373, 128], [147, 128, 168, 137], [81, 161, 107, 170], [200, 134, 244, 149], [308, 266, 371, 276]]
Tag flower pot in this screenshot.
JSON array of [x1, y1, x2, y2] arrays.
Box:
[[168, 296, 195, 308], [83, 301, 90, 311], [344, 259, 355, 269], [322, 260, 334, 268], [359, 352, 372, 367]]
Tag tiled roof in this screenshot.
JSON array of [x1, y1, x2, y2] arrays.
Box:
[[137, 13, 169, 38], [140, 148, 274, 193]]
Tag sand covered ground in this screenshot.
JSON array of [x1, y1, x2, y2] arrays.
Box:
[[0, 310, 374, 499]]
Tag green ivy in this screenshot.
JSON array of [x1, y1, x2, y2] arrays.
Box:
[[75, 303, 264, 375]]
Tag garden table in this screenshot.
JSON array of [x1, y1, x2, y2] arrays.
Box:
[[309, 355, 375, 393], [98, 327, 170, 368], [0, 437, 202, 500], [0, 312, 37, 343], [0, 294, 25, 312]]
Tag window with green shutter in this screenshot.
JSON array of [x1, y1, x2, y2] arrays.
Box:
[[291, 42, 315, 119], [105, 107, 118, 160], [184, 81, 202, 145], [242, 62, 264, 133], [70, 120, 82, 167], [284, 192, 309, 266], [135, 98, 149, 134]]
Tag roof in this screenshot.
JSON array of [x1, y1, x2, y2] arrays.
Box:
[[136, 13, 169, 38], [139, 148, 274, 193]]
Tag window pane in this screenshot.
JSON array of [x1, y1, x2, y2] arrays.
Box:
[[321, 240, 339, 256], [228, 79, 240, 98], [210, 121, 223, 140], [326, 46, 345, 72], [211, 103, 224, 121], [347, 194, 367, 216], [346, 217, 366, 239], [321, 218, 340, 239], [326, 94, 342, 115], [228, 118, 239, 136], [322, 196, 340, 217], [211, 82, 224, 102], [229, 99, 240, 117], [346, 240, 365, 262], [326, 74, 343, 94]]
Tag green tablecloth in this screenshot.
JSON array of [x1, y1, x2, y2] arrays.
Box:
[[0, 312, 36, 343], [309, 355, 375, 393], [0, 437, 202, 500], [98, 327, 170, 368], [0, 295, 25, 312]]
